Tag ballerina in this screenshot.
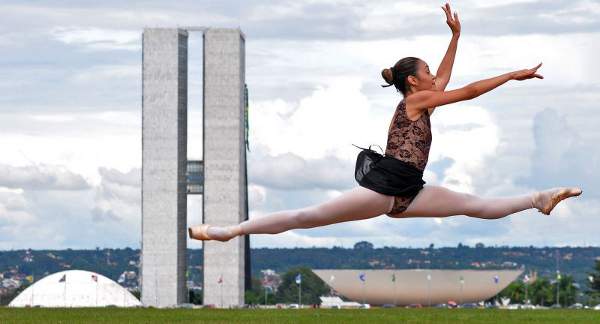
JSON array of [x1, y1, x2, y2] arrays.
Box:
[[189, 2, 582, 242]]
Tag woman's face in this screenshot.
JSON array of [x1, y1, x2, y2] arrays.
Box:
[[411, 60, 436, 91]]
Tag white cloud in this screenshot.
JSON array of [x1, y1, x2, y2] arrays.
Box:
[[0, 163, 90, 191], [429, 105, 500, 193], [0, 0, 598, 249], [50, 27, 141, 51], [91, 167, 140, 223], [69, 64, 139, 83], [249, 77, 387, 160], [249, 151, 354, 191]]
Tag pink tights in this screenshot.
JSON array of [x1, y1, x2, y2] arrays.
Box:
[[209, 185, 536, 240]]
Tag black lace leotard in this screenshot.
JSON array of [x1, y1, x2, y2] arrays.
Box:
[[384, 98, 433, 216]]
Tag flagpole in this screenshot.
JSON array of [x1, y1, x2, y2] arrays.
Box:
[[393, 273, 397, 306], [556, 250, 560, 307], [64, 276, 67, 307], [459, 276, 464, 306], [358, 272, 366, 306], [295, 273, 302, 308], [299, 280, 301, 307], [361, 272, 365, 306], [524, 275, 529, 305], [556, 271, 561, 307], [427, 273, 432, 307]]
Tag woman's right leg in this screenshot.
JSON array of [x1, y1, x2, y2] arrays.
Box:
[[194, 186, 394, 241]]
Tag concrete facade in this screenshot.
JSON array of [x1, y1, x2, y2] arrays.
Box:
[[141, 28, 188, 307], [202, 28, 247, 307], [141, 27, 247, 308]]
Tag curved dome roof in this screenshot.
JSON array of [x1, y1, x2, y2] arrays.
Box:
[[9, 270, 141, 307], [313, 269, 523, 306]]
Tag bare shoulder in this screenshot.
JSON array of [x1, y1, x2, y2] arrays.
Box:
[[408, 87, 475, 113], [405, 92, 435, 121]]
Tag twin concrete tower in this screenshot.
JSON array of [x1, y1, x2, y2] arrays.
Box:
[[140, 28, 249, 307]]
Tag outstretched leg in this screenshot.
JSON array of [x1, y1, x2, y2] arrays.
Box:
[[390, 185, 582, 219], [189, 186, 394, 241]]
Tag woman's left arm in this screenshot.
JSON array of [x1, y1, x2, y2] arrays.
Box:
[[435, 34, 459, 91], [435, 3, 461, 92]]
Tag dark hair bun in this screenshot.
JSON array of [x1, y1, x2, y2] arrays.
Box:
[[381, 68, 394, 85]]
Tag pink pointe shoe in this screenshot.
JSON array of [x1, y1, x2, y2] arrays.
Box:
[[188, 225, 214, 241], [188, 225, 239, 242], [531, 187, 583, 215]]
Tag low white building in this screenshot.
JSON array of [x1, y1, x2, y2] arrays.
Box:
[[2, 278, 21, 289], [9, 269, 141, 307], [313, 269, 522, 306], [319, 296, 362, 309]]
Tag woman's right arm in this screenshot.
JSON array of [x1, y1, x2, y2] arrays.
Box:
[[409, 62, 544, 111]]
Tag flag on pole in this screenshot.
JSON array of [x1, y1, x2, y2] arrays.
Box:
[[217, 275, 223, 284], [91, 274, 98, 282], [295, 273, 302, 285], [359, 272, 366, 282], [58, 274, 66, 283]]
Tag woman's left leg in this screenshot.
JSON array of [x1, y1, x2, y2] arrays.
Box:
[[390, 185, 581, 219]]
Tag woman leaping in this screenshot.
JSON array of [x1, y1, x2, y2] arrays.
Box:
[[189, 2, 582, 242]]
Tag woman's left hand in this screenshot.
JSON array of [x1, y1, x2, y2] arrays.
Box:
[[441, 2, 461, 35]]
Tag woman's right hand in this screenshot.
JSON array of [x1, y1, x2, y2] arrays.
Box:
[[511, 62, 544, 81]]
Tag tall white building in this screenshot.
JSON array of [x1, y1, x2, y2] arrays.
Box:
[[141, 27, 249, 308]]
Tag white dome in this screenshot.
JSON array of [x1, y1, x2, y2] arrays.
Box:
[[9, 270, 142, 307]]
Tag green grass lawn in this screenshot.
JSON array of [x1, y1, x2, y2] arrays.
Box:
[[1, 307, 599, 323]]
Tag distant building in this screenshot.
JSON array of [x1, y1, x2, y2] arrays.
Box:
[[313, 269, 522, 306], [261, 269, 282, 291], [9, 270, 141, 307], [2, 278, 20, 289], [319, 296, 361, 309]]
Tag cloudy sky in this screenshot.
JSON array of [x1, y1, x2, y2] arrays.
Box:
[[1, 0, 598, 250]]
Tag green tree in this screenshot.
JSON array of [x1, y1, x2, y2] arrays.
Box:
[[274, 267, 328, 305], [188, 289, 202, 305], [585, 259, 600, 305], [0, 282, 31, 306], [555, 274, 578, 306], [244, 276, 276, 305], [498, 281, 526, 304], [529, 278, 553, 306], [353, 241, 373, 250], [130, 288, 141, 301]]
